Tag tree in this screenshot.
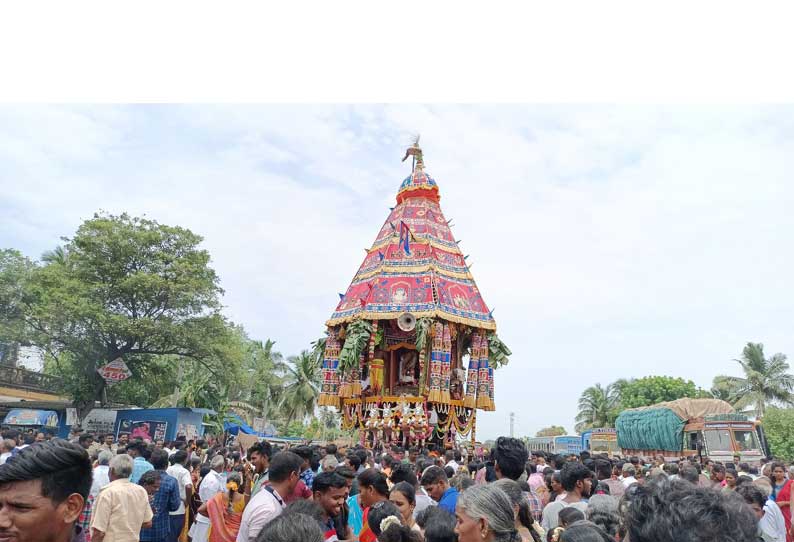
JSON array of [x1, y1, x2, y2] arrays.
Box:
[[0, 249, 36, 364], [536, 426, 567, 437], [761, 407, 794, 461], [41, 245, 68, 266], [281, 349, 321, 424], [575, 383, 620, 432], [242, 338, 288, 420], [712, 342, 794, 417], [617, 376, 705, 409], [8, 213, 236, 417]]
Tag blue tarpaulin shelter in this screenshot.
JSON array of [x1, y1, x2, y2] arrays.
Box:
[[223, 414, 274, 437]]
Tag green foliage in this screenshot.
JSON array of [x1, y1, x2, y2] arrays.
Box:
[[414, 317, 433, 351], [3, 212, 236, 415], [762, 407, 794, 461], [243, 338, 288, 420], [0, 249, 36, 352], [277, 419, 307, 438], [311, 336, 327, 366], [536, 425, 567, 437], [618, 376, 704, 409], [281, 350, 322, 425], [575, 383, 620, 432], [486, 333, 511, 369], [302, 408, 356, 441], [713, 342, 794, 417], [338, 320, 372, 373]]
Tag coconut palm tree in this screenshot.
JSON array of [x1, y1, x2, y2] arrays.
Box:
[[41, 245, 68, 265], [713, 342, 794, 417], [280, 349, 321, 425], [575, 382, 620, 432], [244, 339, 288, 419]]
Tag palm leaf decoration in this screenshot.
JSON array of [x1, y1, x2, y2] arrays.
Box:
[[338, 320, 373, 373], [486, 333, 511, 369], [415, 317, 433, 351]]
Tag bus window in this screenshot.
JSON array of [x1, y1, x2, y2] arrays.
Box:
[[704, 429, 732, 452], [733, 430, 759, 451]]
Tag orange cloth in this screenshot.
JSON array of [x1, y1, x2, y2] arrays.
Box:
[[206, 493, 244, 542], [359, 507, 376, 542]]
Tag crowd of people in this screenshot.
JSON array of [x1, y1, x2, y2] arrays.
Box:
[[1, 427, 793, 542]]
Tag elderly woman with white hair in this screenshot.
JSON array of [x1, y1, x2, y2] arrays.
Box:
[[190, 454, 229, 542], [454, 484, 522, 542], [321, 453, 339, 473]]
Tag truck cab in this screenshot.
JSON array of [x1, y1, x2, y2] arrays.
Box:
[[582, 428, 619, 456], [683, 416, 765, 466]]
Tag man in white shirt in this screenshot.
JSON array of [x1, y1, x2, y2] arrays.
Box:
[[541, 463, 592, 532], [621, 464, 638, 488], [757, 482, 788, 542], [237, 451, 303, 542], [738, 483, 787, 542], [90, 451, 113, 499], [0, 438, 15, 464], [444, 450, 459, 472], [166, 450, 193, 542], [190, 455, 227, 542], [761, 497, 788, 542]]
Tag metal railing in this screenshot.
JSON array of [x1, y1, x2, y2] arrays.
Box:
[[0, 364, 61, 393]]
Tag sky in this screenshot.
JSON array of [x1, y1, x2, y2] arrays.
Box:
[[2, 104, 794, 440]]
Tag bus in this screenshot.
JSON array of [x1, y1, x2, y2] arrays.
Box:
[[524, 435, 583, 455]]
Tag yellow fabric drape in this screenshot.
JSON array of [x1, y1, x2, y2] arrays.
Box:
[[370, 358, 384, 394]]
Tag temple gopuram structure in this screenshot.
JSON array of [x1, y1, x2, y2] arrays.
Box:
[[318, 139, 510, 449]]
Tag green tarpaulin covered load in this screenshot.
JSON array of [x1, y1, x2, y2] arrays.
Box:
[[616, 398, 735, 452]]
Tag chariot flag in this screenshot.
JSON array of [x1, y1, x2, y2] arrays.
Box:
[[399, 221, 411, 255]]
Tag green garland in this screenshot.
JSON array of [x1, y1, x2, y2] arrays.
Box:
[[338, 320, 373, 373], [415, 317, 433, 351], [486, 333, 511, 369]]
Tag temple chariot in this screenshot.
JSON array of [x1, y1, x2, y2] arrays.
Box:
[[318, 139, 510, 449]]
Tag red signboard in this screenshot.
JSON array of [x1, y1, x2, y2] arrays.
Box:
[[97, 357, 132, 384]]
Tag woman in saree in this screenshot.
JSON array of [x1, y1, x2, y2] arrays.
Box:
[[197, 471, 246, 542], [769, 462, 793, 542]]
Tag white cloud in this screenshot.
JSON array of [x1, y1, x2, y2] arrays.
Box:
[[1, 104, 793, 440]]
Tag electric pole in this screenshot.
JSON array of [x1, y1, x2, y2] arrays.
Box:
[[509, 412, 515, 438]]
